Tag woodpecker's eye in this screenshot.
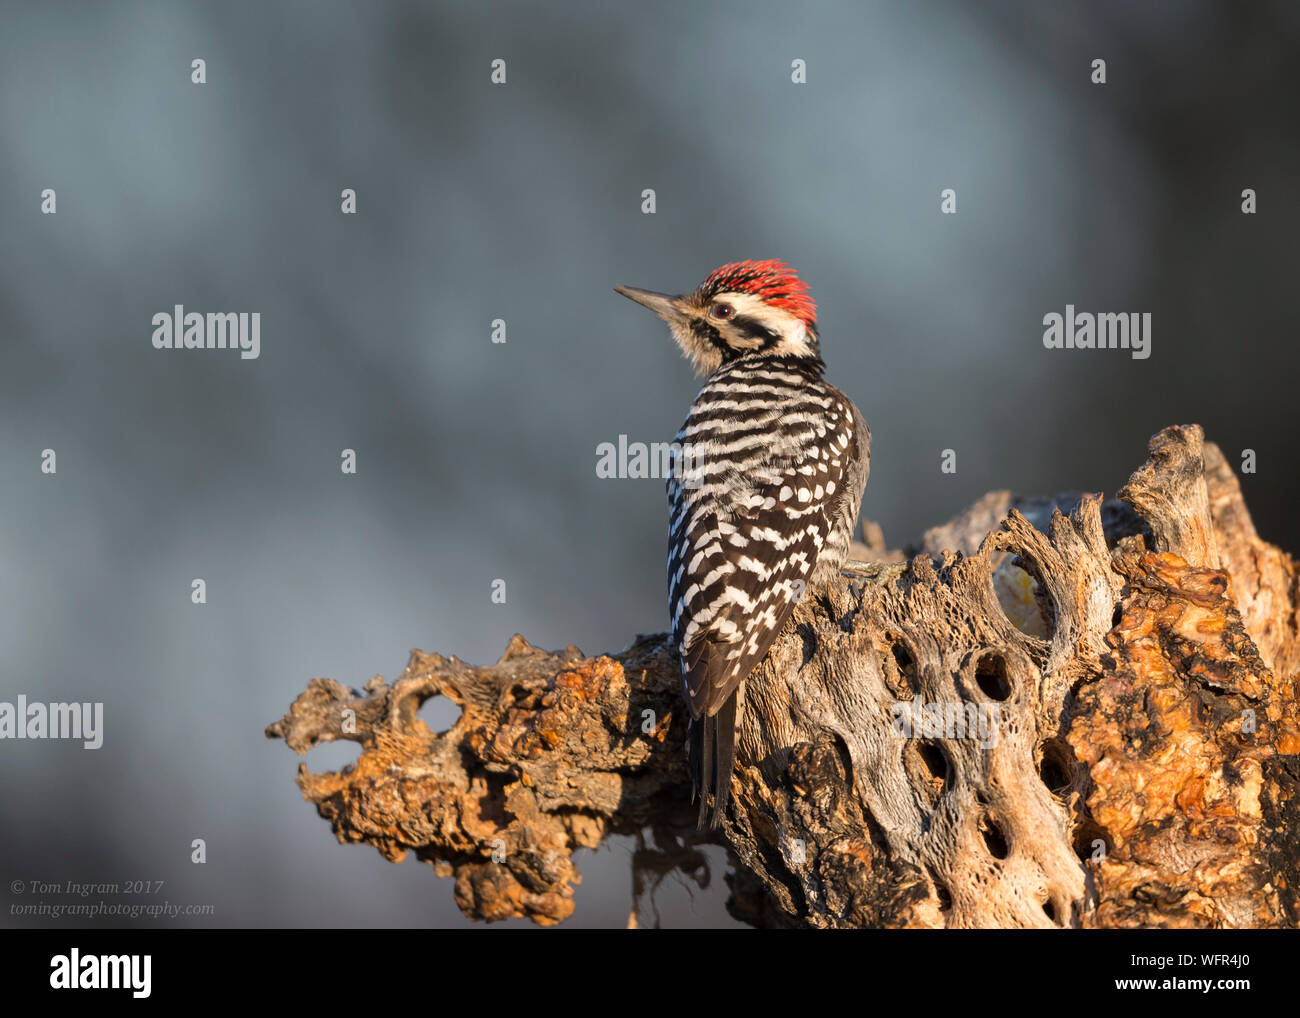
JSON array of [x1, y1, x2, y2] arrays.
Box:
[[712, 303, 734, 320]]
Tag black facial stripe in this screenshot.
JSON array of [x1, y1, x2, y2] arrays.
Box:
[[689, 317, 729, 353], [729, 314, 782, 349]]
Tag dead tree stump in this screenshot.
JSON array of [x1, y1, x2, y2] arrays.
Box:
[[266, 425, 1300, 928]]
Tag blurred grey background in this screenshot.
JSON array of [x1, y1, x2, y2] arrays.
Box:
[[1, 0, 1297, 929]]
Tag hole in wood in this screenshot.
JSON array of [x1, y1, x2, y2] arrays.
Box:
[[1073, 821, 1108, 863], [974, 652, 1012, 701], [979, 814, 1009, 860], [992, 554, 1054, 639], [418, 694, 463, 735], [905, 740, 950, 810], [304, 740, 362, 771], [934, 878, 952, 913], [882, 636, 918, 698], [1038, 740, 1073, 796], [1042, 898, 1058, 923], [917, 741, 947, 782]]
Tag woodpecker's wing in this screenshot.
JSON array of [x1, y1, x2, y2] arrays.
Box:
[[668, 398, 861, 721], [672, 507, 822, 720]]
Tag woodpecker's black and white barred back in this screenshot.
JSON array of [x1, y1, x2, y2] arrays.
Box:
[[615, 261, 870, 829]]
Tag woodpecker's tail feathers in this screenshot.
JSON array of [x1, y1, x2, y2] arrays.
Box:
[[689, 690, 739, 831]]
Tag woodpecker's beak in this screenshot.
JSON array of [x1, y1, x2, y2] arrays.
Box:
[[614, 286, 685, 324]]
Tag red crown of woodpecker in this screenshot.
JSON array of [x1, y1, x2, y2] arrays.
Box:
[[699, 260, 817, 329]]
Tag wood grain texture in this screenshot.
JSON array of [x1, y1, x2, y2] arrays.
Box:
[[266, 425, 1300, 928]]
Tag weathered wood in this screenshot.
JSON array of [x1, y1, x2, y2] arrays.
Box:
[[266, 425, 1300, 928]]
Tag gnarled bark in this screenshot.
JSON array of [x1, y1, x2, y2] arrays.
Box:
[[266, 425, 1300, 928]]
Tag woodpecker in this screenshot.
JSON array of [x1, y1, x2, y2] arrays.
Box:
[[615, 260, 871, 830]]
